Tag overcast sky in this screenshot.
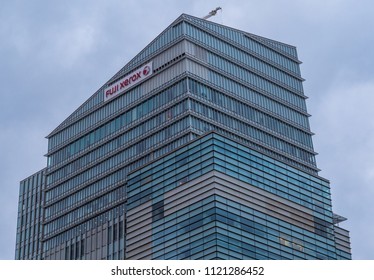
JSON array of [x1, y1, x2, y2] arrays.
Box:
[[1, 0, 373, 260]]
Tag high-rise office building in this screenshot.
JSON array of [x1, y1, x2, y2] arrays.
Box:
[[15, 14, 351, 260], [15, 169, 46, 260]]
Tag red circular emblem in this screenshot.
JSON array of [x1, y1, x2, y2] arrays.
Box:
[[143, 66, 151, 76]]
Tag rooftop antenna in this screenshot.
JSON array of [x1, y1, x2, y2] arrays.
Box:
[[203, 7, 222, 20]]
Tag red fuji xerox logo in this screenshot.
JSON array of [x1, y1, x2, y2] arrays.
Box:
[[104, 62, 153, 101], [143, 65, 151, 76]]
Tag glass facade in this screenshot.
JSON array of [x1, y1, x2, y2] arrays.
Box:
[[126, 133, 340, 259], [15, 14, 351, 260], [15, 169, 45, 260]]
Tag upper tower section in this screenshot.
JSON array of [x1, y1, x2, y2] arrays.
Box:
[[46, 14, 317, 174]]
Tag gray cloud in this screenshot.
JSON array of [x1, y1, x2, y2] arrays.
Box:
[[1, 0, 373, 259], [312, 80, 374, 259]]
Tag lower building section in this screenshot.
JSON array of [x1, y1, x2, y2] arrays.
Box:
[[42, 205, 126, 260], [333, 226, 352, 259], [126, 171, 341, 259], [17, 132, 351, 260], [43, 214, 126, 260], [15, 169, 46, 260], [126, 132, 351, 260]]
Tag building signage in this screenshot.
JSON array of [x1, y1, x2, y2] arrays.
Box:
[[104, 61, 153, 102]]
